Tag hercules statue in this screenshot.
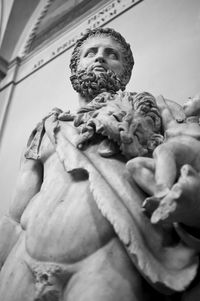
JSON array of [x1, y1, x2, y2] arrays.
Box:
[[0, 27, 200, 301]]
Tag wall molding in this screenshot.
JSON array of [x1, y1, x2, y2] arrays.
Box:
[[12, 0, 54, 60], [0, 57, 8, 81], [27, 0, 109, 55]]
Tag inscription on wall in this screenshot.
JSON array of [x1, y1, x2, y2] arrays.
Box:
[[10, 0, 141, 84], [32, 0, 141, 70]]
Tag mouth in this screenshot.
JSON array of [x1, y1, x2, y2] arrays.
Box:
[[92, 65, 107, 72]]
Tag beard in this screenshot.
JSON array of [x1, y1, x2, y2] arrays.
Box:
[[70, 69, 125, 101]]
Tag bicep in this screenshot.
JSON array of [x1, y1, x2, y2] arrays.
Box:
[[9, 156, 43, 222]]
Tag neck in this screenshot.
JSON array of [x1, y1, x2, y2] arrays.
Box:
[[78, 94, 92, 107]]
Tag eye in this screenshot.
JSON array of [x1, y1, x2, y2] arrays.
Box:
[[110, 53, 118, 60], [106, 49, 119, 60], [84, 48, 96, 58]]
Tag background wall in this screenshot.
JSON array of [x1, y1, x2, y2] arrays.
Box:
[[0, 0, 200, 217]]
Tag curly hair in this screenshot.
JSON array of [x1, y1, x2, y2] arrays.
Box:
[[69, 27, 134, 86]]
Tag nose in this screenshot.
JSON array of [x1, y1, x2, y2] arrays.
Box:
[[95, 56, 106, 64], [95, 49, 106, 64]]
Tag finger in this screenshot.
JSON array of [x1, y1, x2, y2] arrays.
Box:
[[151, 185, 182, 224], [75, 126, 94, 149], [142, 196, 160, 218]]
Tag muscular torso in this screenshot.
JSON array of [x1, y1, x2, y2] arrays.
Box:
[[0, 125, 147, 301], [21, 131, 116, 264]]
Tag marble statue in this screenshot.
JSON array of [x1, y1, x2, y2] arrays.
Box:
[[0, 27, 200, 301]]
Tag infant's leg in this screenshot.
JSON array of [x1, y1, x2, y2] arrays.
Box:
[[126, 157, 156, 195], [153, 144, 177, 196]]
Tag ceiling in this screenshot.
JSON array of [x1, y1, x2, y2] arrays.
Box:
[[0, 0, 108, 62]]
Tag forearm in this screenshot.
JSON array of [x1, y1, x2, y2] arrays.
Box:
[[0, 215, 22, 269]]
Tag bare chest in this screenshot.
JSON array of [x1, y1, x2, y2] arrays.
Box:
[[21, 158, 115, 263]]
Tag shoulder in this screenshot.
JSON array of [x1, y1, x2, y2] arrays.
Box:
[[24, 121, 45, 160], [24, 108, 65, 160]]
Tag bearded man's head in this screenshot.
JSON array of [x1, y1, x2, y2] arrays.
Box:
[[69, 27, 134, 100]]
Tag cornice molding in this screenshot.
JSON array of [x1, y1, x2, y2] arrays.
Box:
[[27, 0, 108, 54], [0, 57, 21, 90], [22, 0, 54, 57], [12, 0, 54, 60]]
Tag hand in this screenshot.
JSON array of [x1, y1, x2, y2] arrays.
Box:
[[143, 164, 200, 229]]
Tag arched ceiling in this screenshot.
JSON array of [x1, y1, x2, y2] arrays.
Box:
[[0, 0, 40, 61]]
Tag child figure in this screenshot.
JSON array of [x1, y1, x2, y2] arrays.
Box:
[[127, 94, 200, 233]]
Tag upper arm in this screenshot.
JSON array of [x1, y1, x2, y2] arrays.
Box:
[[9, 154, 43, 223], [0, 154, 43, 267], [9, 120, 46, 222]]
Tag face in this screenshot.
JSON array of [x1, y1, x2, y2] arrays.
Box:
[[78, 35, 125, 78], [183, 94, 200, 117]]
